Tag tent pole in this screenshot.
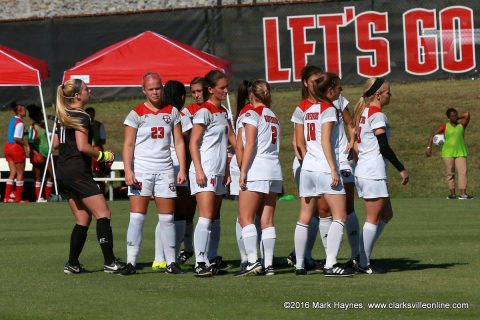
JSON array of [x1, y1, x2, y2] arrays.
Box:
[[226, 92, 234, 128]]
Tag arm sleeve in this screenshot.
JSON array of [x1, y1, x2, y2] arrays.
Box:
[[290, 107, 304, 124], [376, 133, 405, 172], [242, 110, 260, 127], [321, 107, 338, 124], [123, 110, 140, 128], [13, 122, 25, 139], [192, 108, 210, 125], [180, 112, 193, 133]]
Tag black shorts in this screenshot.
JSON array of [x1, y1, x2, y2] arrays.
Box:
[[58, 177, 102, 199]]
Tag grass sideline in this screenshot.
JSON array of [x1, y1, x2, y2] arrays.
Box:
[[0, 199, 478, 319], [1, 79, 479, 198]]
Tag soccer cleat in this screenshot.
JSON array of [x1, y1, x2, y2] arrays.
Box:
[[194, 262, 213, 277], [305, 259, 324, 272], [152, 260, 167, 271], [264, 265, 275, 276], [286, 252, 296, 267], [239, 261, 248, 271], [458, 194, 473, 200], [104, 259, 126, 273], [37, 197, 48, 203], [234, 260, 263, 277], [345, 255, 360, 271], [119, 263, 136, 276], [63, 262, 86, 274], [357, 264, 385, 274], [446, 194, 457, 200], [177, 250, 194, 264], [165, 262, 185, 274], [323, 263, 354, 277], [295, 268, 307, 276]]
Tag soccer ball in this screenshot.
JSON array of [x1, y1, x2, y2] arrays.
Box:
[[433, 134, 445, 146]]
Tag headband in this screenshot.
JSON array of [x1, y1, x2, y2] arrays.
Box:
[[363, 78, 385, 98]]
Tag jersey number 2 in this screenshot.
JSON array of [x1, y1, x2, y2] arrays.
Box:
[[151, 127, 165, 139]]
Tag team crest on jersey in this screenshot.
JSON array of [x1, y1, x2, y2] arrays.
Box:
[[163, 115, 172, 124], [169, 183, 176, 192]]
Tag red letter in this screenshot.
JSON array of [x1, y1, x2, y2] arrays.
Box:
[[355, 12, 390, 78], [440, 6, 475, 73], [287, 15, 316, 81], [263, 17, 291, 83], [403, 9, 438, 75], [317, 14, 344, 77]]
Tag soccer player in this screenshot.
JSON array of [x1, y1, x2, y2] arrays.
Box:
[[235, 79, 282, 277], [353, 78, 409, 274], [189, 70, 236, 277], [27, 104, 53, 202], [289, 65, 326, 271], [176, 77, 206, 265], [53, 79, 124, 274], [293, 73, 354, 277], [122, 72, 187, 275], [231, 79, 253, 270], [425, 108, 471, 199], [3, 102, 29, 203]]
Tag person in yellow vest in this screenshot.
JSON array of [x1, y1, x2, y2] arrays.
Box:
[[426, 108, 471, 199]]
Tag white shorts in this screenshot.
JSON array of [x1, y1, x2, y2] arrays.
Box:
[[292, 158, 301, 190], [299, 170, 345, 197], [189, 172, 227, 196], [243, 180, 283, 194], [128, 172, 176, 198], [174, 165, 188, 187], [355, 176, 389, 199], [229, 170, 240, 196]]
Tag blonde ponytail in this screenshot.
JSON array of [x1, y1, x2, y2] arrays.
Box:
[[56, 79, 87, 131], [353, 78, 379, 136]]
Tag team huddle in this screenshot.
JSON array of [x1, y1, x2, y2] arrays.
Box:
[[55, 65, 409, 277]]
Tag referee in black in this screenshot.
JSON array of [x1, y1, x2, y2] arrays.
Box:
[[54, 79, 125, 274]]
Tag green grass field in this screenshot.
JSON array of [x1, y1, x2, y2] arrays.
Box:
[[0, 199, 478, 319], [1, 79, 479, 198]]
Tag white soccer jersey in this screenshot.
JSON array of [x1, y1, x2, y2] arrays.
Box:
[[241, 106, 282, 180], [333, 96, 352, 170], [124, 103, 180, 174], [291, 99, 315, 125], [189, 102, 231, 175], [301, 101, 341, 173], [354, 106, 390, 179], [230, 105, 253, 173]]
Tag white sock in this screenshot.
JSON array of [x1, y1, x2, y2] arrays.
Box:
[[294, 222, 309, 269], [305, 216, 319, 261], [154, 220, 165, 263], [194, 217, 211, 265], [236, 218, 248, 263], [242, 224, 258, 264], [184, 221, 194, 252], [261, 227, 276, 268], [373, 220, 387, 246], [360, 222, 378, 268], [174, 220, 186, 257], [158, 214, 176, 265], [346, 211, 360, 259], [325, 220, 344, 269], [208, 219, 221, 260], [126, 212, 146, 266], [319, 216, 333, 251]]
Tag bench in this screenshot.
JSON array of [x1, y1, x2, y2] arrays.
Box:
[[0, 158, 125, 201]]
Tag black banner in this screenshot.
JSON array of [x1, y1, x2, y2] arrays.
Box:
[[0, 0, 478, 105]]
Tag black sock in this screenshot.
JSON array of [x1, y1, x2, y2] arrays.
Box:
[[96, 218, 115, 265], [68, 224, 88, 265]]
